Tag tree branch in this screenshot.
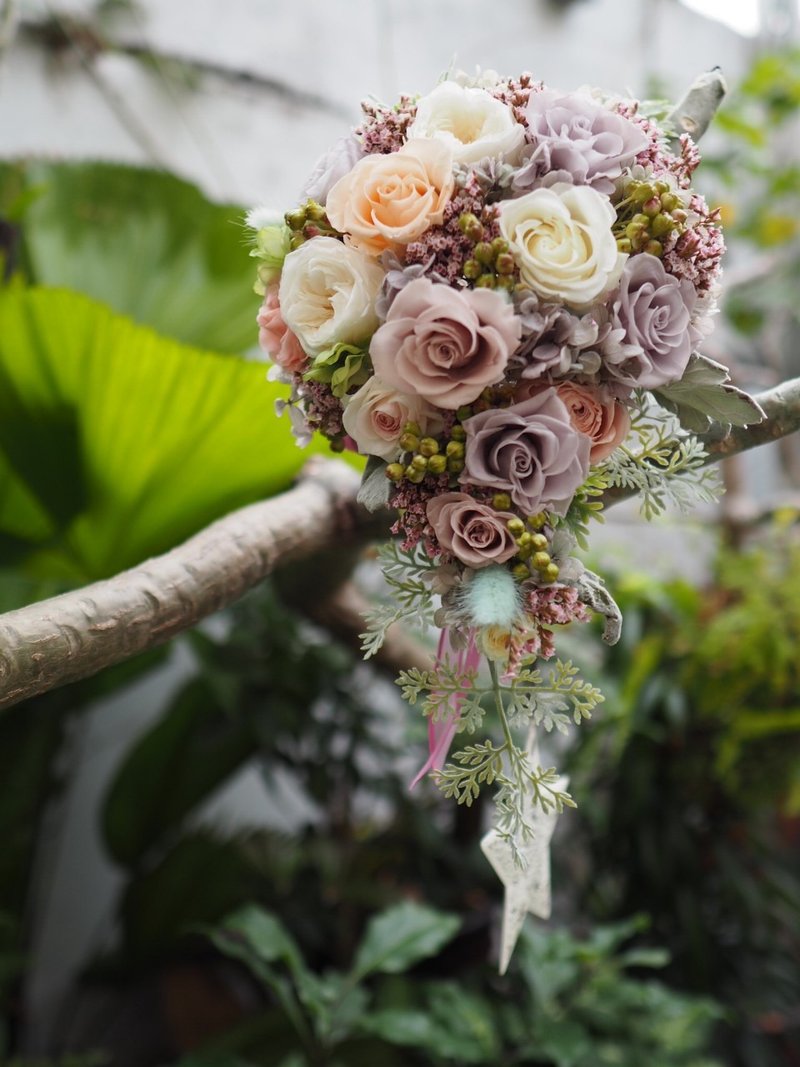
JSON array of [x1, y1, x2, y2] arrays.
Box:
[[0, 459, 382, 711], [1, 379, 800, 712]]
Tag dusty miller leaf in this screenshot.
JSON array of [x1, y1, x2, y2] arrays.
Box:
[[654, 353, 765, 433], [357, 454, 391, 513]]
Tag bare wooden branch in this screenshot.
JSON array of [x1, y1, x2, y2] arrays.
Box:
[[666, 68, 727, 145], [1, 378, 800, 712], [0, 459, 376, 711]]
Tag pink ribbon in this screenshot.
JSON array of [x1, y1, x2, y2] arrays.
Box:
[[409, 627, 480, 790]]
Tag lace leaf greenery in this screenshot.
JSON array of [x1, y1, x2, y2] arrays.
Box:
[[559, 469, 609, 550], [360, 542, 438, 658], [401, 657, 601, 846], [599, 398, 722, 520]]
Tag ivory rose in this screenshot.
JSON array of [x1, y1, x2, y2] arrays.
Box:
[[369, 277, 521, 409], [461, 388, 590, 516], [342, 377, 443, 460], [426, 493, 519, 568], [499, 183, 625, 311], [278, 237, 384, 356], [325, 139, 455, 257], [257, 286, 307, 372], [406, 80, 525, 165], [553, 382, 630, 462]]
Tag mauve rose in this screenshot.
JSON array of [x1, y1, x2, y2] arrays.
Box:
[[461, 389, 590, 516], [300, 134, 366, 205], [426, 492, 519, 568], [370, 278, 521, 409], [554, 382, 630, 462], [514, 90, 648, 196], [257, 287, 307, 372], [605, 255, 697, 388]]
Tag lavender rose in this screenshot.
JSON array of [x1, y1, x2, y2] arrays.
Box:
[[604, 254, 697, 388], [426, 493, 519, 568], [300, 134, 366, 204], [461, 389, 590, 516], [513, 90, 648, 196], [369, 277, 521, 409]]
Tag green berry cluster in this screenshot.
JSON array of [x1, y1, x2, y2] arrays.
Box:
[[458, 213, 517, 291], [285, 200, 340, 249], [385, 422, 467, 486], [613, 179, 689, 258], [502, 510, 559, 583]]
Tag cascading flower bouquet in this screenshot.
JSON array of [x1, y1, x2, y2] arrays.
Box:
[[247, 69, 762, 968]]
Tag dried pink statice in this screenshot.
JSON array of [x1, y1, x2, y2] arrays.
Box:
[[357, 95, 418, 155], [405, 171, 500, 284], [663, 194, 725, 293], [490, 71, 543, 126], [297, 376, 344, 440]]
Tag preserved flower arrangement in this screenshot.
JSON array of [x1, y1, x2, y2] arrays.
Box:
[[247, 69, 761, 968]]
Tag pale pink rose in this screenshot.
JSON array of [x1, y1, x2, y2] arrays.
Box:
[[554, 382, 630, 462], [342, 376, 444, 460], [370, 278, 521, 410], [517, 380, 630, 463], [426, 492, 519, 568], [325, 139, 455, 257], [257, 287, 307, 372]]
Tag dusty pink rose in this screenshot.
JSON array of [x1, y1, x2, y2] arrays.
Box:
[[554, 382, 630, 462], [325, 138, 455, 257], [370, 278, 521, 409], [517, 380, 630, 463], [257, 287, 307, 372], [342, 376, 444, 460], [426, 492, 519, 568], [461, 389, 590, 516]]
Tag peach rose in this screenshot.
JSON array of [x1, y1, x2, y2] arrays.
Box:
[[257, 286, 307, 373], [554, 382, 630, 463], [325, 139, 455, 257]]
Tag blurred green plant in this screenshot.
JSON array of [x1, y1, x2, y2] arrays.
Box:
[[570, 523, 800, 1067], [174, 907, 721, 1067], [703, 49, 800, 343], [0, 160, 258, 352]]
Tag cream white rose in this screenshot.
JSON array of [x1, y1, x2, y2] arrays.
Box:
[[342, 376, 444, 460], [279, 237, 384, 356], [407, 81, 525, 165], [499, 183, 626, 311]]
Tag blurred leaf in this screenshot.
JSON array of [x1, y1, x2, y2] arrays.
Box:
[[534, 1016, 593, 1067], [0, 160, 258, 353], [120, 833, 261, 964], [102, 679, 258, 867], [714, 111, 765, 147], [351, 901, 460, 980], [0, 287, 326, 587], [213, 904, 305, 979]]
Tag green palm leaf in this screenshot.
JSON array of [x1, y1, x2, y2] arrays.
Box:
[[0, 160, 258, 353], [0, 286, 338, 591]]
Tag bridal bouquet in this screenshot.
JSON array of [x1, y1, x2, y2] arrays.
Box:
[[248, 70, 761, 968]]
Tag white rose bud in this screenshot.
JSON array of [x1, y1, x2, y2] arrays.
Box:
[[407, 81, 525, 165], [279, 237, 384, 356], [499, 183, 626, 311]]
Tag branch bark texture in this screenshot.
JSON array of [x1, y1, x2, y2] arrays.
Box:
[[2, 379, 800, 711], [0, 459, 370, 710]]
